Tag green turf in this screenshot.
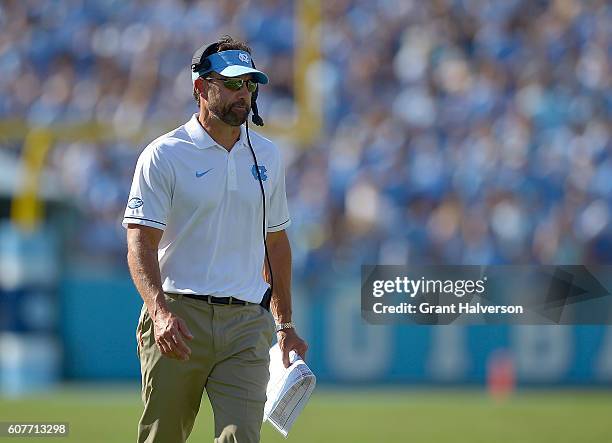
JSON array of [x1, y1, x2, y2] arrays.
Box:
[[0, 385, 611, 442]]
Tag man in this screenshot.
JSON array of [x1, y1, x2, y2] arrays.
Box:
[[123, 35, 308, 443]]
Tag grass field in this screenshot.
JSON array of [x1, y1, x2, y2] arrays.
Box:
[[0, 385, 611, 442]]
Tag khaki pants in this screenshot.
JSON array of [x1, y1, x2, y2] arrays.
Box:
[[136, 293, 275, 443]]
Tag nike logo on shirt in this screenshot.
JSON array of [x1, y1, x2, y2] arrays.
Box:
[[196, 168, 214, 178]]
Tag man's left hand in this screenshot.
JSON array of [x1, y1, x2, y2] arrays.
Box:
[[277, 328, 308, 368]]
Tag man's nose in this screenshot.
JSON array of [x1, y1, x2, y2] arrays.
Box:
[[236, 84, 251, 97]]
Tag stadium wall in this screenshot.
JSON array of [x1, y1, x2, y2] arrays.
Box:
[[58, 273, 612, 385]]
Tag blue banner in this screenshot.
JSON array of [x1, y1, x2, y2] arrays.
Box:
[[59, 274, 612, 385]]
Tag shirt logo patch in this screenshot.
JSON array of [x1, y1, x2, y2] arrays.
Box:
[[128, 197, 144, 209], [251, 165, 268, 181], [196, 168, 214, 178]]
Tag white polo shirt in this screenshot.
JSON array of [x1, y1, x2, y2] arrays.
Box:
[[122, 114, 291, 303]]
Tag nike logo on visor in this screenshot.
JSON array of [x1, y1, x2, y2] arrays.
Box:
[[196, 168, 214, 178]]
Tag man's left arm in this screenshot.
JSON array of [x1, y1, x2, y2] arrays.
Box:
[[265, 229, 308, 368]]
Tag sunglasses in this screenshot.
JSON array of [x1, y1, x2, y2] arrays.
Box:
[[205, 77, 258, 93]]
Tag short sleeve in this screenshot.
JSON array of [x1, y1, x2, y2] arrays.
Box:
[[267, 155, 291, 232], [122, 146, 173, 230]]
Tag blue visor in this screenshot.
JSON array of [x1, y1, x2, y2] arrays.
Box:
[[192, 50, 269, 84]]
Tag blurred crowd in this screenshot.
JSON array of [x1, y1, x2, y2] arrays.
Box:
[[0, 0, 610, 282]]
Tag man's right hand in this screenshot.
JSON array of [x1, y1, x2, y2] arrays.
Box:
[[152, 308, 193, 361], [127, 225, 193, 361]]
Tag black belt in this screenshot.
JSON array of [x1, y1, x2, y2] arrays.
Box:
[[178, 288, 271, 311]]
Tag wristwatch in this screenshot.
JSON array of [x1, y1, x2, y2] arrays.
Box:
[[275, 321, 295, 333]]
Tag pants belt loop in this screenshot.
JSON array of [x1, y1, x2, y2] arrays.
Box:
[[166, 292, 184, 301]]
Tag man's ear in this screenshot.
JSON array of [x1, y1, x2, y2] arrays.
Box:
[[194, 78, 206, 97]]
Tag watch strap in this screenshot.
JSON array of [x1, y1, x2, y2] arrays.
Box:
[[275, 321, 295, 333]]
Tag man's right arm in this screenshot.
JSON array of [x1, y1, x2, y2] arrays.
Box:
[[127, 224, 192, 360]]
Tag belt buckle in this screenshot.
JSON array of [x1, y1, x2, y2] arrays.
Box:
[[207, 296, 226, 306], [229, 296, 248, 306], [227, 296, 248, 306]]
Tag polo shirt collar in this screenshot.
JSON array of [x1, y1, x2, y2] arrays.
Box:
[[185, 114, 248, 151], [238, 124, 249, 149]]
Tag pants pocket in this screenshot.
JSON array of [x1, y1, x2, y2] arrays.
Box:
[[261, 308, 276, 347], [136, 305, 147, 359]]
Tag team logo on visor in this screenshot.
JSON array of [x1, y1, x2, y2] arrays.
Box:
[[239, 53, 250, 63], [128, 197, 144, 209]]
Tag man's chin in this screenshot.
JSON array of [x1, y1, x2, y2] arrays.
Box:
[[223, 110, 249, 126]]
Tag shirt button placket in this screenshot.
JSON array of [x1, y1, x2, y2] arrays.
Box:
[[227, 152, 238, 191]]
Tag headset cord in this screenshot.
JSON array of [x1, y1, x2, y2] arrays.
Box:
[[245, 120, 274, 303]]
